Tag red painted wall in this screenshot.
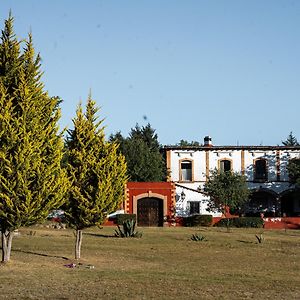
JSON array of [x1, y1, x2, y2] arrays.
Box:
[[104, 182, 176, 226], [125, 181, 175, 218], [263, 217, 300, 229]]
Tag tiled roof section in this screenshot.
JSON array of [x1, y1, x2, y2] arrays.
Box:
[[163, 145, 300, 151]]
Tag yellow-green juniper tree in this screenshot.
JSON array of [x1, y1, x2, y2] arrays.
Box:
[[65, 96, 127, 259], [0, 14, 68, 263]]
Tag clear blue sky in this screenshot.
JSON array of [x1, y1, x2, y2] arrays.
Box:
[[1, 0, 300, 146]]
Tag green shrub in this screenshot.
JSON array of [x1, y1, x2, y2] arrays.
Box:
[[114, 219, 142, 238], [215, 217, 264, 228], [115, 214, 136, 225], [183, 214, 213, 227]]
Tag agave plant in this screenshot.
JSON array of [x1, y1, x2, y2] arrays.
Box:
[[115, 219, 142, 238], [255, 233, 264, 244], [191, 233, 206, 242]]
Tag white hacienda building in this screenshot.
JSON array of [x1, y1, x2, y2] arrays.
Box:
[[165, 137, 300, 218]]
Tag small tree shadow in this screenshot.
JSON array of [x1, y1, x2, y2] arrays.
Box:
[[237, 240, 254, 244], [12, 248, 69, 260], [84, 232, 115, 238]]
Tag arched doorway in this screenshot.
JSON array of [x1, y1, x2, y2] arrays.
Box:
[[246, 190, 279, 217], [280, 190, 300, 217], [137, 197, 164, 226]]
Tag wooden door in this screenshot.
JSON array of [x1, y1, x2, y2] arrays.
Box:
[[137, 197, 163, 226]]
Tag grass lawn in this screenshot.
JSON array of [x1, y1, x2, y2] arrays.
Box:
[[1, 226, 300, 299]]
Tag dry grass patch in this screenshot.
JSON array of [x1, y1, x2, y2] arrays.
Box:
[[0, 226, 299, 299]]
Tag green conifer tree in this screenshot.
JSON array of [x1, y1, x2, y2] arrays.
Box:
[[177, 139, 201, 146], [0, 14, 68, 263], [65, 96, 127, 259], [110, 123, 167, 182], [282, 131, 299, 146], [287, 158, 300, 187]]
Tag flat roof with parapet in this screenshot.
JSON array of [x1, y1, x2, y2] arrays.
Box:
[[163, 145, 300, 151]]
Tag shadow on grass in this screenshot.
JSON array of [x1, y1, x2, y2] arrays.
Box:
[[237, 240, 254, 244], [10, 248, 70, 260], [84, 232, 115, 238]]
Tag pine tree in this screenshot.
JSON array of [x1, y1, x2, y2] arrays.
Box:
[[110, 123, 167, 182], [130, 123, 160, 150], [0, 15, 68, 263], [65, 96, 127, 259], [177, 139, 201, 146], [282, 131, 299, 146]]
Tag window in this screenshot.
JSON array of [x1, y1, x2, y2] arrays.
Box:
[[219, 159, 232, 172], [180, 160, 193, 181], [189, 201, 200, 215], [254, 159, 268, 181]]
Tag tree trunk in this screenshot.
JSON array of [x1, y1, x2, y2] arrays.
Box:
[[75, 229, 83, 260], [1, 230, 13, 263], [223, 204, 230, 232]]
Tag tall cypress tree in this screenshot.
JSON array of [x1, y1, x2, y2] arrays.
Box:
[[65, 96, 127, 260], [0, 15, 68, 263]]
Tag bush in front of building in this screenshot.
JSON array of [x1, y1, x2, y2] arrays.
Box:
[[115, 214, 137, 225], [183, 214, 213, 227], [214, 217, 264, 228]]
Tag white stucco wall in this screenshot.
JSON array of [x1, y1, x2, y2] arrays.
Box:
[[169, 150, 206, 182], [167, 146, 300, 217]]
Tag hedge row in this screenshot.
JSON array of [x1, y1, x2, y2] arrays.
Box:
[[113, 214, 263, 228], [183, 214, 213, 227], [214, 217, 264, 228]]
